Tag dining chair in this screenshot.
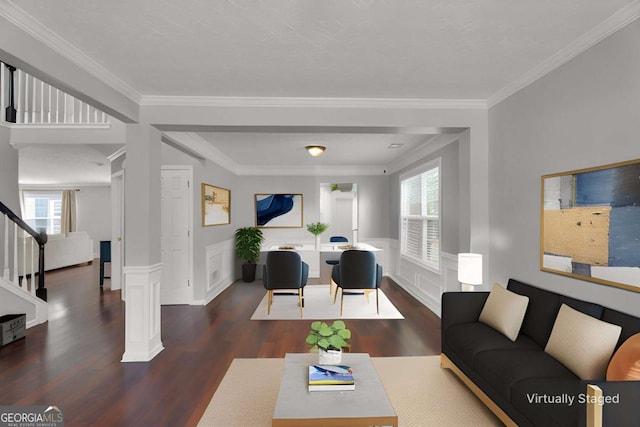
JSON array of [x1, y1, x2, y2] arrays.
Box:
[[263, 251, 308, 318], [331, 250, 383, 315], [325, 236, 350, 267]]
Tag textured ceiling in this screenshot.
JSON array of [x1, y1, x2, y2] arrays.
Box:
[[12, 0, 634, 99], [7, 0, 637, 183]]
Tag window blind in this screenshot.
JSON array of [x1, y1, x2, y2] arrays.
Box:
[[400, 162, 440, 269]]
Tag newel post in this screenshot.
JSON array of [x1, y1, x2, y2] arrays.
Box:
[[4, 64, 17, 123], [36, 230, 47, 301]]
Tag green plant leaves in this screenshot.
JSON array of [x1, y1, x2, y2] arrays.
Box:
[[234, 227, 264, 263], [306, 320, 351, 351]]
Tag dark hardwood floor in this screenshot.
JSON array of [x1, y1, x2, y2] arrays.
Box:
[[0, 261, 441, 426]]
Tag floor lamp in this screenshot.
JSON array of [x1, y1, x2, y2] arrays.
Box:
[[458, 253, 482, 292]]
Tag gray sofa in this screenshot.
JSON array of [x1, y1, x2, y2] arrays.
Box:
[[441, 278, 640, 427]]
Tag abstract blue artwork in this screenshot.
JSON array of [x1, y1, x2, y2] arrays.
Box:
[[541, 159, 640, 292], [255, 194, 303, 228]]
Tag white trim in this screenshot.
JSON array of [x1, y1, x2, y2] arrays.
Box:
[[121, 263, 164, 362], [107, 146, 127, 162], [0, 2, 141, 104], [488, 2, 640, 107], [399, 158, 442, 273], [1, 123, 110, 130], [141, 96, 487, 110], [388, 134, 460, 175]]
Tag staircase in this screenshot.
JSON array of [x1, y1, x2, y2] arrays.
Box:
[[1, 201, 48, 328], [1, 61, 109, 125]]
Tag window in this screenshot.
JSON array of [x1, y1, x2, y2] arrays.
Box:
[[400, 159, 440, 270], [22, 191, 62, 234]]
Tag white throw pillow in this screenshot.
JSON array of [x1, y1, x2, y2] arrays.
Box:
[[545, 304, 622, 380], [479, 283, 530, 342]]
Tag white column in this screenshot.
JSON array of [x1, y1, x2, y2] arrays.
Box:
[[121, 264, 164, 362], [121, 123, 163, 362]]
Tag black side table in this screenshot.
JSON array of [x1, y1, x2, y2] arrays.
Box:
[[99, 240, 111, 287]]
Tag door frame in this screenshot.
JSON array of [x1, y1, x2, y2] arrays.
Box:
[[161, 165, 194, 304], [111, 170, 124, 297]]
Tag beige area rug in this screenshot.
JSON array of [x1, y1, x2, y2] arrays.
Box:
[[250, 284, 404, 320], [197, 356, 502, 427]]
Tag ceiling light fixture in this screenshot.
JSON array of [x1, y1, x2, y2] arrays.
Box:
[[305, 145, 326, 157], [388, 143, 404, 149]]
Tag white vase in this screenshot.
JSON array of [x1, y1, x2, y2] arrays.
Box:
[[318, 348, 342, 365], [315, 235, 321, 250]]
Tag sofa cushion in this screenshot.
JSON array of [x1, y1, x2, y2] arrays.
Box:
[[510, 377, 584, 427], [445, 322, 540, 368], [507, 279, 562, 348], [479, 283, 529, 341], [545, 304, 621, 380], [474, 349, 577, 400]]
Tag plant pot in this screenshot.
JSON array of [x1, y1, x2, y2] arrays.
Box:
[[315, 235, 321, 250], [242, 263, 257, 282], [318, 348, 342, 365]]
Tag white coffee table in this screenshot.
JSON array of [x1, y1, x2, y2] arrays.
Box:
[[272, 353, 398, 427]]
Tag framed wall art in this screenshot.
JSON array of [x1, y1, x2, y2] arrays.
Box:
[[254, 193, 303, 228], [202, 183, 230, 226], [540, 159, 640, 292]]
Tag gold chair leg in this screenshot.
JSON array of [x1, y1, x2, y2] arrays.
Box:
[[298, 289, 303, 318], [376, 288, 380, 314], [364, 289, 373, 304], [267, 290, 272, 315], [340, 291, 344, 316], [333, 285, 339, 304]]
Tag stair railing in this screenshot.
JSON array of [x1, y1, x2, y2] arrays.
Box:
[[1, 201, 48, 301], [1, 61, 109, 125]]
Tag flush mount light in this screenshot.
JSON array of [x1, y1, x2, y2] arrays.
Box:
[[388, 143, 404, 149], [305, 145, 326, 157]]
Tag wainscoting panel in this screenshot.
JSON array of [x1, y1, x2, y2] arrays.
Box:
[[386, 239, 458, 317], [204, 239, 235, 304]]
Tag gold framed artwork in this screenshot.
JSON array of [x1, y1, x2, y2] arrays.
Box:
[[254, 193, 303, 228], [202, 183, 230, 226], [540, 159, 640, 292]]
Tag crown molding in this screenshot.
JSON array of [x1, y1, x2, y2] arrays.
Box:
[[107, 146, 127, 162], [488, 1, 640, 108], [235, 164, 387, 176], [140, 95, 487, 110], [0, 1, 141, 104], [387, 134, 461, 175]]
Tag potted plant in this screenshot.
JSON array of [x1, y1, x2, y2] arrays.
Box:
[[307, 221, 329, 249], [305, 320, 351, 364], [234, 226, 264, 282]]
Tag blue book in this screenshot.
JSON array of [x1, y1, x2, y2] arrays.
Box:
[[308, 365, 355, 391]]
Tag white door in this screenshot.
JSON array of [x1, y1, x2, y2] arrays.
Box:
[[161, 167, 192, 305], [111, 172, 124, 298]]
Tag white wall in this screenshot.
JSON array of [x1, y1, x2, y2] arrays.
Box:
[[489, 19, 640, 316], [76, 186, 112, 257]]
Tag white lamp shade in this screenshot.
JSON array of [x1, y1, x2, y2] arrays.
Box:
[[458, 253, 483, 285]]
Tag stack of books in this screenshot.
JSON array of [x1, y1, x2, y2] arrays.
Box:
[[308, 364, 355, 391]]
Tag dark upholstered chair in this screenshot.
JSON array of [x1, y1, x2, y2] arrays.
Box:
[[325, 236, 349, 267], [331, 250, 383, 316], [263, 251, 308, 318]]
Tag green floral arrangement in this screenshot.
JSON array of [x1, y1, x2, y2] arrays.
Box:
[[306, 222, 329, 236], [305, 320, 351, 352]]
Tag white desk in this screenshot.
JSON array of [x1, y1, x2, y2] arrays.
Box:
[[263, 243, 381, 282], [319, 243, 381, 285]]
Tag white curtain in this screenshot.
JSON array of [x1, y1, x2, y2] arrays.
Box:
[[61, 190, 77, 235]]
